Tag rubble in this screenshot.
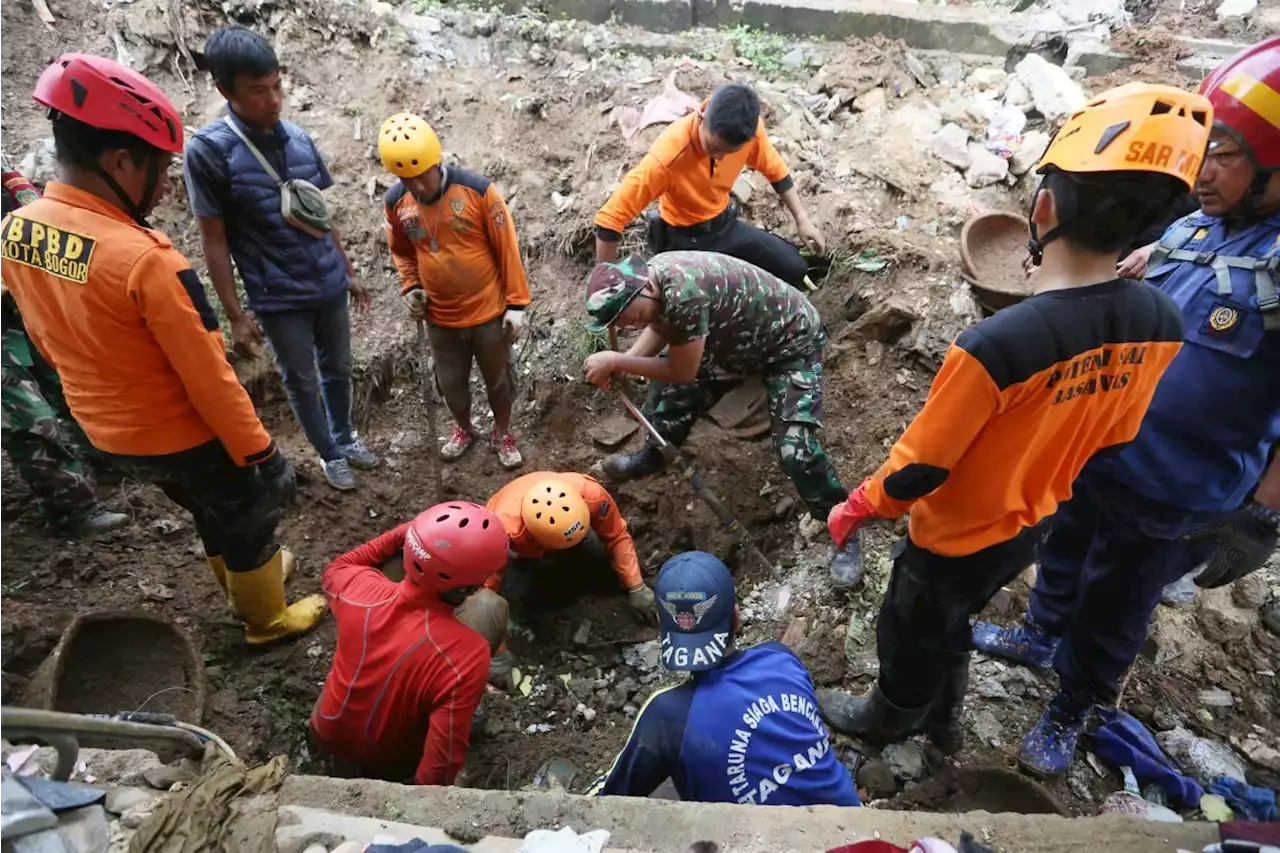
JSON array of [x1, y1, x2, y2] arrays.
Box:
[[966, 144, 1009, 188], [853, 87, 888, 112], [1013, 54, 1086, 124], [18, 138, 57, 188], [1216, 0, 1258, 18], [881, 741, 925, 782], [1230, 572, 1271, 610], [1230, 732, 1280, 773], [1010, 131, 1051, 176], [1196, 587, 1255, 643], [850, 299, 919, 344], [1157, 726, 1249, 784], [856, 759, 897, 799], [1198, 687, 1234, 708], [931, 123, 972, 171]]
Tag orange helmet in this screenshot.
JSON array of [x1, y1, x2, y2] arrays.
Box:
[[1038, 82, 1213, 191], [521, 480, 590, 550], [1198, 35, 1280, 170]]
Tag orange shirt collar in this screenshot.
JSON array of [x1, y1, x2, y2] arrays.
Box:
[[42, 182, 138, 226]]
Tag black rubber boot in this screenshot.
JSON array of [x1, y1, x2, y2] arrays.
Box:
[[602, 445, 666, 481], [923, 662, 969, 754], [817, 682, 929, 743]]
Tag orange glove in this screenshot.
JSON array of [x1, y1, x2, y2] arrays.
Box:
[[827, 480, 877, 548]]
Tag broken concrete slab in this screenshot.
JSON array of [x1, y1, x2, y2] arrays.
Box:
[[931, 122, 972, 170]]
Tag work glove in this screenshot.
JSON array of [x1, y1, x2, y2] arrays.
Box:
[[503, 308, 526, 340], [827, 479, 878, 549], [256, 446, 297, 506], [403, 287, 428, 320], [1191, 502, 1280, 589], [627, 583, 657, 625]]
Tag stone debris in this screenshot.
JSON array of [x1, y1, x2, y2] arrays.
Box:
[[1230, 572, 1271, 610], [856, 759, 898, 799], [881, 741, 925, 782], [1198, 687, 1234, 708], [1230, 732, 1280, 773], [1216, 0, 1258, 18], [931, 122, 972, 171], [1157, 726, 1249, 784], [1011, 130, 1051, 176], [1196, 587, 1255, 644], [850, 299, 919, 344], [1014, 54, 1086, 124], [966, 143, 1009, 188]]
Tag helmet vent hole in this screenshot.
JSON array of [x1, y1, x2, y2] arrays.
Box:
[[482, 519, 490, 529], [436, 513, 450, 522], [438, 571, 452, 580], [70, 78, 89, 108], [1149, 100, 1173, 116], [1192, 110, 1208, 127], [548, 516, 557, 526], [412, 159, 418, 165], [459, 517, 470, 528], [396, 161, 404, 168], [535, 512, 543, 520]]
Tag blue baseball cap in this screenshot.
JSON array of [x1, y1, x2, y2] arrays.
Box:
[[655, 551, 736, 672]]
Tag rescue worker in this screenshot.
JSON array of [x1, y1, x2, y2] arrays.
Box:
[[594, 83, 824, 291], [972, 40, 1280, 777], [581, 251, 858, 583], [3, 54, 322, 644], [587, 551, 860, 807], [816, 83, 1211, 753], [1, 163, 127, 536], [485, 471, 657, 622], [311, 502, 511, 785], [185, 26, 377, 492], [380, 113, 531, 469]]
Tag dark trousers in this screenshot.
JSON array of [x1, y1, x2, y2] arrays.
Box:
[[106, 441, 282, 572], [1029, 469, 1219, 705], [648, 208, 809, 290], [425, 316, 516, 424], [878, 526, 1045, 709], [498, 531, 613, 611], [258, 296, 354, 461]]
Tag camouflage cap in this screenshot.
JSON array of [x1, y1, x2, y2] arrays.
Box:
[[584, 255, 651, 332]]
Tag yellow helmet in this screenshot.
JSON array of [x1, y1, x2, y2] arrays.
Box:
[[378, 112, 441, 179], [521, 480, 590, 550]]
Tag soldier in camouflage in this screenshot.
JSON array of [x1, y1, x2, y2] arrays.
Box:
[[583, 251, 863, 583], [1, 164, 127, 537]]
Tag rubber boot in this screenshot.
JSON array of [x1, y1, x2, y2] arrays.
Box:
[[602, 445, 666, 482], [1018, 688, 1092, 778], [971, 612, 1059, 670], [207, 549, 295, 595], [817, 682, 929, 743], [924, 661, 969, 754], [225, 548, 326, 645], [830, 529, 865, 587]]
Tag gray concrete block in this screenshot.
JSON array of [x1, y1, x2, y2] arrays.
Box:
[[617, 0, 694, 32]]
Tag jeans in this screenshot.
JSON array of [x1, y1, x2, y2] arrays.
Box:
[[106, 441, 282, 572], [648, 208, 810, 290], [258, 297, 354, 461], [1029, 469, 1220, 704]]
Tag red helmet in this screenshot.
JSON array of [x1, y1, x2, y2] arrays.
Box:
[[403, 502, 508, 592], [1198, 36, 1280, 170], [33, 54, 183, 154]]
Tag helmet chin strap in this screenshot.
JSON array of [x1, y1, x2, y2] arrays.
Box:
[[1026, 185, 1058, 267], [1222, 168, 1273, 224], [95, 154, 160, 227]]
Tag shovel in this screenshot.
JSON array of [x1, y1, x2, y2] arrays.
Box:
[[416, 320, 444, 503], [613, 388, 791, 613]]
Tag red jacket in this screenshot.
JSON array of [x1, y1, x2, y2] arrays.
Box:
[[310, 524, 489, 785]]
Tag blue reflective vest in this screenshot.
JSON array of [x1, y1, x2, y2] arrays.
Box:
[[1093, 210, 1280, 513], [586, 642, 860, 807]]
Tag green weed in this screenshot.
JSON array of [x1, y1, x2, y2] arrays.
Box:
[[726, 25, 792, 76]]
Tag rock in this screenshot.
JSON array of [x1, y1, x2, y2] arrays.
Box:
[[19, 138, 57, 187], [930, 172, 972, 212], [881, 741, 925, 781], [1197, 587, 1254, 643], [572, 620, 592, 645], [1231, 572, 1270, 610], [420, 14, 444, 32], [967, 67, 1007, 93], [853, 88, 887, 112], [934, 58, 966, 87], [966, 144, 1009, 188], [57, 804, 111, 853], [1216, 0, 1257, 18], [781, 47, 807, 72], [1195, 708, 1215, 726], [850, 298, 919, 344], [302, 844, 329, 853], [1014, 54, 1086, 124], [986, 587, 1017, 616], [103, 787, 154, 816], [1011, 130, 1051, 176], [975, 677, 1008, 700], [717, 39, 736, 62], [930, 122, 972, 170], [1267, 606, 1280, 635], [1199, 687, 1234, 708], [972, 708, 1003, 745], [774, 496, 795, 518], [287, 85, 314, 111], [856, 759, 897, 799], [1152, 707, 1180, 731], [142, 764, 196, 791], [1157, 726, 1248, 784], [1230, 733, 1280, 773], [622, 639, 661, 672], [731, 175, 754, 205], [999, 667, 1042, 699], [1005, 76, 1034, 113]]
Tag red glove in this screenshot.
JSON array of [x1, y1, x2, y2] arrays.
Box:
[[827, 480, 877, 548]]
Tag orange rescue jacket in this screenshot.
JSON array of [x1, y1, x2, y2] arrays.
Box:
[[0, 183, 273, 465], [594, 106, 792, 236], [384, 167, 530, 329], [486, 471, 643, 591]]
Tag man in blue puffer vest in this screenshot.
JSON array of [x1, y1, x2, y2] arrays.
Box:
[[587, 551, 860, 807], [972, 37, 1280, 778], [186, 26, 377, 491]]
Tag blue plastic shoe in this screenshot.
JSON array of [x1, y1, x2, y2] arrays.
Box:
[[971, 618, 1059, 670], [1018, 694, 1088, 778]]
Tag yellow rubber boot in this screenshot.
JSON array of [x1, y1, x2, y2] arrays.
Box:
[[225, 549, 326, 645], [208, 549, 293, 596]]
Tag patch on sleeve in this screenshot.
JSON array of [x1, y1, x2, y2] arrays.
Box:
[[177, 268, 220, 332], [597, 500, 612, 518], [1201, 303, 1242, 340], [489, 200, 506, 228], [2, 216, 96, 284]]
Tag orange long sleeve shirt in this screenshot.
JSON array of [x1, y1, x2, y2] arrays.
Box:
[[594, 106, 793, 236], [384, 167, 530, 329], [0, 183, 273, 465], [485, 471, 643, 591], [862, 279, 1184, 557]]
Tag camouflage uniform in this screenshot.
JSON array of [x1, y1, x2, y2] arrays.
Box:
[[639, 251, 848, 517], [1, 295, 100, 525]]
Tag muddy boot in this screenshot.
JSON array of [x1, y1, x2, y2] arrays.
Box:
[[63, 506, 129, 538], [1018, 688, 1092, 778], [971, 612, 1059, 670], [208, 549, 295, 596], [923, 662, 969, 754], [830, 530, 865, 587], [225, 548, 326, 645], [817, 682, 929, 743], [602, 445, 666, 482]]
